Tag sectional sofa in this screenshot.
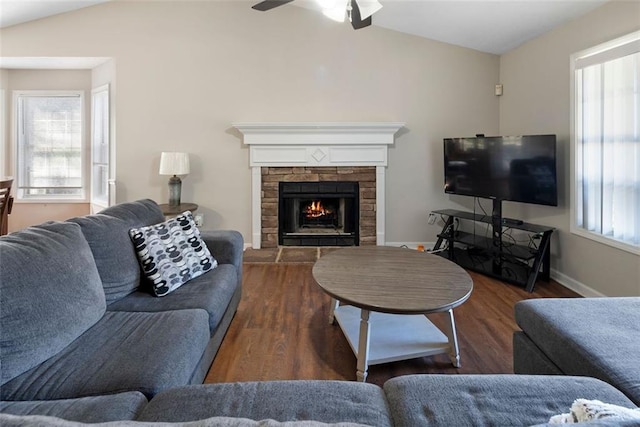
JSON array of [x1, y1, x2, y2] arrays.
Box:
[[0, 375, 637, 426], [513, 297, 640, 407], [1, 200, 638, 426], [0, 199, 243, 400]]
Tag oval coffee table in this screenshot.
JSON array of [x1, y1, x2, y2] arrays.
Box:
[[312, 246, 473, 382]]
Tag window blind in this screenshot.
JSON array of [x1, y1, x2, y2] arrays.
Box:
[[16, 94, 83, 198], [575, 39, 640, 249]]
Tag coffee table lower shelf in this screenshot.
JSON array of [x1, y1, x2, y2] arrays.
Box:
[[334, 305, 451, 367]]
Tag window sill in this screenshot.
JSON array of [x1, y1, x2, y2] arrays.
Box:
[[15, 199, 89, 204], [571, 226, 640, 255]]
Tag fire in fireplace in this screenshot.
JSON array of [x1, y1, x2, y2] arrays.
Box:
[[279, 182, 359, 246], [301, 199, 338, 228]]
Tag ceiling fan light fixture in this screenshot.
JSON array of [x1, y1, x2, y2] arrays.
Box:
[[355, 0, 382, 20], [318, 0, 349, 22]]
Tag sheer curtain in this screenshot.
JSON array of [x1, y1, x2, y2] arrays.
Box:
[[576, 50, 639, 248]]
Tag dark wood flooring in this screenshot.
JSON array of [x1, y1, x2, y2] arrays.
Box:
[[205, 261, 579, 387]]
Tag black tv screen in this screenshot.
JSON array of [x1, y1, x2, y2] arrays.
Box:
[[444, 134, 558, 206]]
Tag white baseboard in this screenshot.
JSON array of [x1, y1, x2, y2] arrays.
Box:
[[385, 241, 437, 251], [550, 269, 606, 297], [246, 242, 438, 251]]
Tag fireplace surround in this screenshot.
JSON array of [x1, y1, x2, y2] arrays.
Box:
[[260, 166, 375, 248], [233, 122, 404, 249]]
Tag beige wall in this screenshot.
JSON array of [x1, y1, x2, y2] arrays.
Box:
[[499, 1, 640, 296], [1, 69, 92, 230], [1, 69, 8, 176], [0, 1, 500, 242], [8, 203, 89, 232]]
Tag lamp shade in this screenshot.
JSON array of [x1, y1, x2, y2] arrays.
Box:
[[159, 152, 190, 176]]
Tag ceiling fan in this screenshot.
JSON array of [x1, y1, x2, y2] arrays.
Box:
[[252, 0, 383, 30]]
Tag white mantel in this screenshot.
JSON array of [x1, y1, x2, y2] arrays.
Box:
[[233, 122, 404, 248]]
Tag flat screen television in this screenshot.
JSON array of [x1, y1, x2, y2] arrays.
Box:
[[444, 134, 558, 206]]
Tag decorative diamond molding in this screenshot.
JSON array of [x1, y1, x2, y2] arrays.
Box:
[[233, 122, 405, 248], [312, 148, 326, 162]]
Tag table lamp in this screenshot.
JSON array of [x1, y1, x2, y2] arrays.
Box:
[[159, 152, 190, 206]]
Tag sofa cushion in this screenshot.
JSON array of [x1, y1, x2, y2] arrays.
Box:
[[138, 381, 393, 426], [200, 230, 244, 286], [0, 222, 106, 385], [107, 264, 238, 333], [0, 392, 147, 423], [0, 310, 210, 401], [383, 374, 636, 427], [515, 297, 640, 405], [0, 414, 372, 426], [68, 199, 165, 303], [129, 211, 217, 297]]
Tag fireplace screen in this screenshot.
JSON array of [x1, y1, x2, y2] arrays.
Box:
[[279, 182, 359, 246]]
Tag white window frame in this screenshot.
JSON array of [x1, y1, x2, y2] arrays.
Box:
[[570, 30, 640, 255], [91, 84, 110, 209], [12, 90, 87, 203]]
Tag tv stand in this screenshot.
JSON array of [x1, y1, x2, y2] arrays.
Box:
[[431, 204, 554, 292], [502, 218, 524, 226]]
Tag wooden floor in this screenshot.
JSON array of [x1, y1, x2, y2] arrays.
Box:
[[205, 261, 579, 387]]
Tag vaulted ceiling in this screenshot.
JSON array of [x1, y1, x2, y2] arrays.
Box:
[[0, 0, 610, 55]]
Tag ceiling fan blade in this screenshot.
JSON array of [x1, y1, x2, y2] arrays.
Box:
[[355, 0, 382, 20], [350, 0, 372, 30], [252, 0, 294, 12]]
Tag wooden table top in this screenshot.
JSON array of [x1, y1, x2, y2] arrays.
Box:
[[312, 246, 473, 314], [158, 203, 198, 215]]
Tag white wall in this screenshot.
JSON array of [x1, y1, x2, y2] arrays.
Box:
[[0, 1, 500, 242], [499, 1, 640, 296]]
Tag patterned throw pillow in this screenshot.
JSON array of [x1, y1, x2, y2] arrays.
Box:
[[129, 211, 217, 296]]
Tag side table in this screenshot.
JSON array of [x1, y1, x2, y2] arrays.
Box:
[[159, 203, 198, 218]]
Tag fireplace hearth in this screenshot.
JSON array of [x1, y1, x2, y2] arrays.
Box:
[[279, 182, 359, 246]]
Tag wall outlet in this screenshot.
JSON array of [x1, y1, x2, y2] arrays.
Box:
[[194, 213, 204, 227], [428, 213, 437, 225]]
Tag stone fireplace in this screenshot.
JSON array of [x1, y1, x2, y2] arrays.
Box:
[[266, 169, 372, 247], [233, 122, 404, 249]]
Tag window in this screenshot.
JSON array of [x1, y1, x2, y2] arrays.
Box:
[[14, 91, 85, 201], [91, 85, 109, 207], [571, 31, 640, 253]]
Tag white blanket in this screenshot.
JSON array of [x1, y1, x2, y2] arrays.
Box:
[[549, 399, 640, 423]]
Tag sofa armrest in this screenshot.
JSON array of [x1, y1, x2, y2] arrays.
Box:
[[201, 230, 244, 284]]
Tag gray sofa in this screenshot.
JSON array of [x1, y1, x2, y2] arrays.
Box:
[[0, 375, 636, 426], [513, 297, 640, 407], [1, 202, 638, 426], [0, 199, 243, 400]]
